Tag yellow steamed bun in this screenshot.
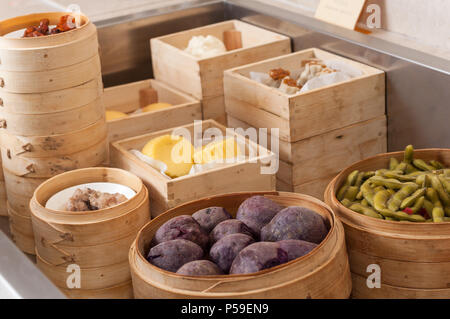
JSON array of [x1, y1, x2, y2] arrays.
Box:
[[106, 110, 128, 121], [141, 103, 172, 113], [142, 134, 194, 178], [193, 137, 241, 164]]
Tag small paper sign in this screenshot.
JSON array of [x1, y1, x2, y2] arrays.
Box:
[[315, 0, 367, 30]]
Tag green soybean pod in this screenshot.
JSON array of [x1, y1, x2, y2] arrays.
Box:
[[337, 185, 349, 201], [363, 171, 376, 179], [400, 188, 426, 210], [432, 206, 445, 223], [354, 172, 365, 187], [379, 210, 425, 222], [385, 217, 397, 221], [373, 189, 391, 213], [388, 184, 418, 211], [347, 170, 359, 186], [344, 186, 359, 201], [404, 145, 414, 164], [340, 198, 353, 208], [405, 164, 419, 174], [356, 190, 363, 200], [369, 176, 413, 190], [389, 158, 399, 170], [438, 175, 450, 194], [410, 196, 425, 214], [445, 206, 450, 217], [430, 160, 444, 170], [413, 159, 435, 172], [361, 198, 369, 207], [423, 199, 434, 215], [395, 162, 407, 174], [349, 203, 383, 219], [361, 181, 376, 207], [383, 171, 416, 182], [430, 175, 450, 206]]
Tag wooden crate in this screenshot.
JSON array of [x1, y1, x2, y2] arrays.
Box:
[[151, 20, 291, 124], [224, 48, 385, 142], [104, 79, 201, 142], [110, 120, 276, 217], [227, 115, 387, 199]]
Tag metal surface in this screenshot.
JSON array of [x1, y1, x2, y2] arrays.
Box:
[[95, 0, 449, 151], [0, 230, 66, 299]]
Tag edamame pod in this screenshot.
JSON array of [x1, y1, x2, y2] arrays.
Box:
[[432, 207, 445, 223], [395, 162, 407, 173], [404, 145, 414, 163], [413, 159, 435, 171], [344, 186, 359, 201], [383, 171, 416, 182], [430, 160, 444, 170], [410, 196, 425, 214], [340, 198, 353, 208], [373, 190, 391, 213], [347, 170, 359, 186], [388, 184, 418, 211], [349, 203, 383, 219], [400, 188, 426, 210], [389, 158, 399, 170], [438, 175, 450, 194], [361, 199, 369, 207], [361, 181, 376, 207], [430, 175, 450, 206], [354, 172, 365, 187], [369, 176, 416, 190], [337, 185, 348, 201], [423, 199, 434, 215]]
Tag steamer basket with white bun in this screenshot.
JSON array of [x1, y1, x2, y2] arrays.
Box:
[[0, 12, 107, 254], [129, 191, 352, 299], [324, 148, 450, 298], [30, 167, 150, 299]]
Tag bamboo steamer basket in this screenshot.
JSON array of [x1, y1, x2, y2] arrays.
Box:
[[130, 191, 352, 299], [0, 171, 7, 216], [3, 169, 46, 214], [0, 97, 104, 136], [0, 55, 101, 94], [30, 167, 150, 268], [59, 281, 133, 299], [36, 251, 131, 290], [324, 148, 450, 298], [7, 201, 33, 235], [0, 76, 102, 115], [1, 137, 108, 178], [0, 13, 98, 72], [9, 223, 35, 254], [0, 117, 107, 158]]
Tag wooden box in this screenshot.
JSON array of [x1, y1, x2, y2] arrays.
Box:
[[104, 79, 201, 142], [227, 115, 387, 200], [224, 48, 385, 142], [151, 20, 291, 124], [111, 120, 276, 217]]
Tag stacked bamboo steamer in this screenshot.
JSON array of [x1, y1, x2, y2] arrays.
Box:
[[0, 12, 108, 254], [30, 167, 150, 299], [0, 158, 7, 216]]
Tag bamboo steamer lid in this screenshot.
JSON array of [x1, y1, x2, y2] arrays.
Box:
[[0, 76, 102, 115], [30, 167, 150, 267], [1, 137, 108, 178], [130, 191, 352, 299], [0, 97, 104, 136], [0, 117, 107, 158], [0, 12, 98, 72], [324, 148, 450, 297]]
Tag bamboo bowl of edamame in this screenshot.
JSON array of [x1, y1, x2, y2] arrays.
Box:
[[324, 147, 450, 299]]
